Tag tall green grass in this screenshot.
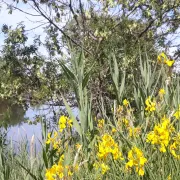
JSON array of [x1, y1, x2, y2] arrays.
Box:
[[0, 51, 180, 180]]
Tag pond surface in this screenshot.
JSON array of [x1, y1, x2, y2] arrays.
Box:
[[0, 101, 78, 149]]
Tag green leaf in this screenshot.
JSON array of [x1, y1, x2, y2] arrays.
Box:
[[15, 160, 38, 180], [78, 51, 83, 66], [119, 71, 126, 98], [82, 64, 94, 89], [60, 62, 76, 81], [42, 148, 48, 169]]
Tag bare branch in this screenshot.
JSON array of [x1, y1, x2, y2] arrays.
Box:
[[31, 0, 92, 55], [79, 0, 86, 30], [2, 0, 41, 17], [69, 0, 79, 26], [137, 19, 155, 39], [25, 22, 48, 32]]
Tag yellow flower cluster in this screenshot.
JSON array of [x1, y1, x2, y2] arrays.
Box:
[[122, 118, 129, 127], [45, 155, 73, 180], [173, 105, 180, 119], [46, 131, 58, 145], [159, 88, 165, 97], [97, 119, 105, 128], [146, 117, 174, 152], [116, 105, 123, 114], [125, 147, 147, 176], [170, 133, 180, 159], [145, 96, 156, 112], [46, 115, 74, 151], [46, 131, 61, 151], [59, 115, 73, 132], [128, 126, 141, 138], [123, 99, 129, 107], [111, 127, 117, 133], [168, 174, 172, 180], [93, 162, 110, 175], [157, 52, 174, 67], [75, 143, 82, 150], [97, 134, 124, 160]]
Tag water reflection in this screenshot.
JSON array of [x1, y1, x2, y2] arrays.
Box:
[[0, 101, 78, 149], [0, 100, 26, 127], [7, 104, 61, 146]]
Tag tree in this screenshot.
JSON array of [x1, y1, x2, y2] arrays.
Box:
[[4, 0, 180, 54], [0, 24, 70, 107], [1, 0, 180, 113]]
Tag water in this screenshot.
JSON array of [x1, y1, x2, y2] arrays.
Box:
[[7, 106, 46, 148], [0, 101, 78, 149]]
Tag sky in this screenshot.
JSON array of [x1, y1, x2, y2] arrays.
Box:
[[0, 1, 47, 55], [0, 1, 180, 58]]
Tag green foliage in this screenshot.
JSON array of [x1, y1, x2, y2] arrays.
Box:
[[0, 25, 70, 107], [60, 51, 94, 143], [1, 0, 180, 111], [0, 1, 180, 179], [0, 50, 179, 179]]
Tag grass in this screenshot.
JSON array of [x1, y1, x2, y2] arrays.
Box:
[[0, 51, 180, 180]]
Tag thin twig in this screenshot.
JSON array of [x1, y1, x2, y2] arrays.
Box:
[[31, 0, 92, 55], [25, 22, 48, 32], [2, 0, 41, 17]]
